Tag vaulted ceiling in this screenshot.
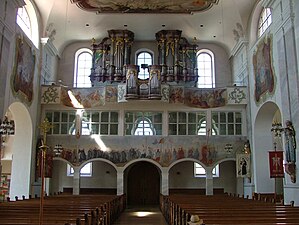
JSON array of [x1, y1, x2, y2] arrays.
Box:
[[33, 0, 259, 55]]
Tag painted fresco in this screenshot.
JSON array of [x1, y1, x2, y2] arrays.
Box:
[[105, 85, 118, 102], [42, 85, 248, 107], [41, 85, 61, 104], [185, 88, 226, 108], [48, 136, 246, 167], [227, 87, 247, 104], [253, 36, 275, 103], [169, 86, 184, 104], [72, 0, 219, 14], [60, 87, 105, 108], [12, 36, 35, 104]]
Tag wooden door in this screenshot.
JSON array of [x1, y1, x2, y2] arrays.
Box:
[[127, 162, 160, 205]]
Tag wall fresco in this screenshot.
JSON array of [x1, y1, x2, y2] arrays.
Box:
[[48, 136, 246, 167]]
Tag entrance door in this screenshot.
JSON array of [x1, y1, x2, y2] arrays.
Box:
[[127, 161, 160, 205]]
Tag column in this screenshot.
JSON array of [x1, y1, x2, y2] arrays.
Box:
[[206, 167, 213, 195], [72, 167, 80, 195], [117, 167, 124, 195], [161, 168, 169, 195]]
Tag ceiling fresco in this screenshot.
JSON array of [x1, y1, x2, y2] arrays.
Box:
[[71, 0, 219, 14]]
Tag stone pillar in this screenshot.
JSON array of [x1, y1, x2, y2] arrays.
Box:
[[117, 168, 125, 195], [161, 168, 169, 195], [72, 167, 80, 195], [206, 167, 213, 195]]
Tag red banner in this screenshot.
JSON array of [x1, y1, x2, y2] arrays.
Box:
[[269, 151, 284, 178]]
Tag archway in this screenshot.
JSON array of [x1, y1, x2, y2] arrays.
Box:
[[126, 161, 160, 206], [7, 102, 33, 199], [253, 101, 283, 194]]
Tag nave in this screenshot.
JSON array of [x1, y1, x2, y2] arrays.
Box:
[[113, 205, 168, 225]]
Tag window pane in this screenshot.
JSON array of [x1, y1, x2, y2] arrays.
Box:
[[125, 124, 133, 135], [110, 124, 118, 135], [101, 112, 109, 122], [169, 112, 177, 123], [188, 113, 196, 123], [100, 124, 109, 135], [178, 112, 186, 123], [110, 112, 118, 122], [220, 124, 226, 135], [91, 112, 100, 122], [228, 124, 234, 135], [154, 124, 162, 135], [188, 124, 196, 135], [169, 124, 177, 135], [178, 124, 186, 135], [236, 124, 242, 135], [228, 112, 234, 123], [61, 124, 68, 134], [220, 113, 226, 123], [61, 112, 68, 122], [53, 112, 60, 122], [91, 124, 99, 134], [235, 112, 242, 123]]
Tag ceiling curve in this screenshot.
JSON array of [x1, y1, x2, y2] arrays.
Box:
[[32, 0, 259, 55]]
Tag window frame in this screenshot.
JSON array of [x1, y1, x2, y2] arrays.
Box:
[[74, 48, 93, 88], [45, 110, 119, 136], [197, 49, 215, 88], [125, 111, 162, 136], [168, 111, 207, 136], [194, 162, 219, 178], [67, 162, 92, 177], [16, 0, 39, 48], [136, 50, 153, 80], [211, 111, 242, 136], [258, 7, 272, 37]]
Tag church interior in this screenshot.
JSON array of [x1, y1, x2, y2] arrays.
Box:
[[0, 0, 299, 224]]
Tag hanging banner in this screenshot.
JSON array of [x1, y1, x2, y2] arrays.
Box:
[[269, 151, 284, 178]]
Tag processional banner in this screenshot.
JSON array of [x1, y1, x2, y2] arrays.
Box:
[[268, 151, 284, 178]]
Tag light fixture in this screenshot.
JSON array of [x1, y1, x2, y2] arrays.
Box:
[[53, 144, 63, 156], [224, 143, 233, 154], [0, 116, 15, 136], [270, 121, 283, 137]]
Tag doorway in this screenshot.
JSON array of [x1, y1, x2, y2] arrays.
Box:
[[127, 161, 160, 206]]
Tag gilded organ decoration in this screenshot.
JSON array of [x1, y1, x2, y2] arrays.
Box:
[[90, 29, 199, 100], [71, 0, 219, 14]]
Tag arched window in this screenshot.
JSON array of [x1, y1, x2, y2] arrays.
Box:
[[16, 0, 39, 47], [74, 48, 93, 87], [258, 8, 272, 37], [125, 112, 162, 135], [136, 51, 153, 80], [197, 50, 215, 88]]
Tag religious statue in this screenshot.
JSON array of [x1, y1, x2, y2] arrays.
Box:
[[284, 120, 296, 163], [244, 140, 251, 154]]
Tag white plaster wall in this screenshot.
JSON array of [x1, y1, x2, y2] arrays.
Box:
[[169, 161, 237, 194], [50, 160, 117, 193]]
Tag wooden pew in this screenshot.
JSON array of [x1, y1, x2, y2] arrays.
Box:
[[160, 193, 299, 225], [0, 194, 126, 225]]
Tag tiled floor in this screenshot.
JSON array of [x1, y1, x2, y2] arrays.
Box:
[[113, 205, 168, 225]]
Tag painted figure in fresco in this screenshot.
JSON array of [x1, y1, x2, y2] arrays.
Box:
[[284, 120, 296, 163], [177, 147, 185, 159], [78, 149, 86, 162]]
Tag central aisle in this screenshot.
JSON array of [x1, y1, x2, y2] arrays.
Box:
[[113, 205, 168, 225]]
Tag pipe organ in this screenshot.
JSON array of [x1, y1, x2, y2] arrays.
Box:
[[90, 29, 198, 100]]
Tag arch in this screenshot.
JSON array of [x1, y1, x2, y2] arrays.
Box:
[[125, 160, 160, 205], [168, 158, 204, 172], [248, 1, 263, 48], [123, 158, 163, 172], [135, 48, 154, 80], [253, 101, 282, 193], [79, 158, 118, 171], [7, 102, 33, 199]]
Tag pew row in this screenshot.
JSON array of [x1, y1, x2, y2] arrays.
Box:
[[0, 194, 126, 225]]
